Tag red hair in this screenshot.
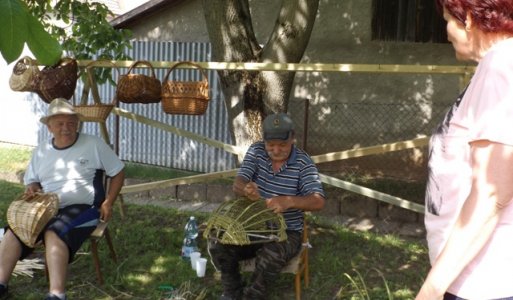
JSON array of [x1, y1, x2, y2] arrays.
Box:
[[436, 0, 513, 34]]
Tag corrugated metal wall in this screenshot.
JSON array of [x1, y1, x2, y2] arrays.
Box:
[[42, 41, 236, 173]]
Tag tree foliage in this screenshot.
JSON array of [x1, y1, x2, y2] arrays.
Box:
[[0, 0, 131, 83], [0, 0, 61, 65]]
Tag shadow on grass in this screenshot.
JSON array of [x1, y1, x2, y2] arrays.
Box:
[[0, 179, 428, 299]]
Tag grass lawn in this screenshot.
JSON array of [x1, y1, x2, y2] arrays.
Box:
[[0, 143, 430, 299]]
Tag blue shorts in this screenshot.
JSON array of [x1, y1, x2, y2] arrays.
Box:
[[6, 204, 99, 262]]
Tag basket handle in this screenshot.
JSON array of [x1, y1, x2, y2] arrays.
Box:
[[19, 56, 39, 68], [163, 61, 209, 82], [125, 60, 157, 78], [80, 60, 120, 106], [17, 192, 44, 202]]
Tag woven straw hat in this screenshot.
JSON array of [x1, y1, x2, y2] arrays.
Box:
[[40, 98, 83, 124], [203, 198, 287, 245], [7, 193, 59, 247]]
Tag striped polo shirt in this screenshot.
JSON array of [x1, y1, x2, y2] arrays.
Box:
[[237, 141, 325, 231]]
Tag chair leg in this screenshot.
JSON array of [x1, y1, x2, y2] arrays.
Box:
[[304, 251, 310, 288], [90, 239, 104, 285], [295, 272, 301, 300], [117, 194, 126, 219], [104, 228, 117, 263]]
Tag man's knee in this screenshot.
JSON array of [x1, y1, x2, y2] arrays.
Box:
[[44, 230, 68, 255]]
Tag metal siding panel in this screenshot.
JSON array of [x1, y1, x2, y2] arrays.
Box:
[[77, 41, 235, 173]]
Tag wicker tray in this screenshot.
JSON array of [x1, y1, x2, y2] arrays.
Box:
[[7, 193, 59, 247], [74, 104, 114, 123], [74, 61, 117, 122], [203, 198, 287, 245]]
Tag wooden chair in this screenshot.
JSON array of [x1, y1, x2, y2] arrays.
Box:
[[240, 220, 310, 300], [89, 177, 122, 284], [89, 220, 117, 284]]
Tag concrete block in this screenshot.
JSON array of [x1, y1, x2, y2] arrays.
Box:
[[378, 203, 419, 223], [150, 185, 177, 200], [206, 184, 236, 203], [177, 184, 207, 201], [339, 194, 378, 218], [318, 195, 340, 216], [123, 178, 151, 199]]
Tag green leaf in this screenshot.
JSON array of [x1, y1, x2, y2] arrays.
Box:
[[26, 12, 62, 66], [0, 0, 29, 64]]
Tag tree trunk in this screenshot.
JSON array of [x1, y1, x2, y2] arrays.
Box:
[[202, 0, 319, 159]]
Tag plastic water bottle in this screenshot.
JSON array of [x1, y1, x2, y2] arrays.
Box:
[[181, 216, 199, 260]]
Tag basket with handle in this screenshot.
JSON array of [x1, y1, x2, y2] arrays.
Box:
[[9, 56, 41, 92], [116, 60, 161, 104], [203, 198, 287, 245], [35, 57, 79, 104], [7, 193, 59, 248], [161, 61, 210, 115], [74, 61, 118, 123]]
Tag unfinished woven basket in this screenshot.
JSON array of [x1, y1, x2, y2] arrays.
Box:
[[203, 198, 287, 245], [7, 193, 59, 248]]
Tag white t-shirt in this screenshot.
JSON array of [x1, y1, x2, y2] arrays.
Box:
[[24, 133, 124, 208], [425, 38, 513, 299]]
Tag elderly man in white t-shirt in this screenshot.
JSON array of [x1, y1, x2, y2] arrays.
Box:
[[0, 98, 125, 300]]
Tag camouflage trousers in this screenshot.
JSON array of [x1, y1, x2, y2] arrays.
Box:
[[209, 230, 302, 300]]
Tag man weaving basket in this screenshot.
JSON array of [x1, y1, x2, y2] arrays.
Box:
[[209, 113, 325, 300], [0, 98, 125, 300]]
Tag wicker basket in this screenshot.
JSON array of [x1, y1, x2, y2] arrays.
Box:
[[203, 198, 287, 245], [74, 61, 117, 122], [161, 61, 210, 115], [9, 56, 40, 92], [7, 193, 59, 248], [36, 57, 78, 104], [74, 104, 114, 122], [117, 60, 161, 104]]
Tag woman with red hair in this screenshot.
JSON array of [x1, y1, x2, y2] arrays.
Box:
[[418, 0, 513, 299]]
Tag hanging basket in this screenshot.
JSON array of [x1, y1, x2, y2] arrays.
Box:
[[9, 56, 41, 92], [35, 57, 78, 104], [74, 104, 114, 123], [74, 61, 117, 123], [161, 61, 210, 115], [7, 193, 59, 248], [116, 60, 162, 104], [203, 198, 287, 245]]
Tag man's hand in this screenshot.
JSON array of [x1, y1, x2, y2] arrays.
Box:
[[100, 201, 113, 222], [243, 182, 261, 201], [24, 182, 42, 197], [266, 196, 292, 213]]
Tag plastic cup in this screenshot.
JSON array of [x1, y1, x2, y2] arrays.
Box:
[[190, 252, 201, 270], [196, 258, 207, 277]]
